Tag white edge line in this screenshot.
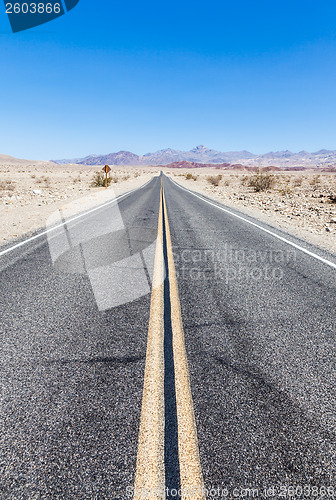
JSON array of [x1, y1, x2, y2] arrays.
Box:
[[0, 178, 153, 258], [169, 176, 336, 271]]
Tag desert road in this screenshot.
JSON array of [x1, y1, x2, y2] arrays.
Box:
[[0, 174, 336, 499]]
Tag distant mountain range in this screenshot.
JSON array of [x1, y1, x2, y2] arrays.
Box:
[[53, 145, 336, 167]]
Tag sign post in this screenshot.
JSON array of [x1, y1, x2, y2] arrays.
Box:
[[102, 164, 111, 188]]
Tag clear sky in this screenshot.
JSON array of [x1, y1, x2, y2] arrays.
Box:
[[1, 0, 336, 159]]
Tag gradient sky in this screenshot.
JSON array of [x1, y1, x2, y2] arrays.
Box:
[[1, 0, 336, 159]]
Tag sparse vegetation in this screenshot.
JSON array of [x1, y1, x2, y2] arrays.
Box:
[[35, 175, 50, 187], [0, 179, 15, 191], [207, 174, 222, 186], [90, 172, 112, 187], [292, 176, 303, 187], [248, 173, 275, 192], [240, 175, 249, 186], [310, 175, 320, 187], [185, 173, 197, 181], [278, 185, 293, 196]]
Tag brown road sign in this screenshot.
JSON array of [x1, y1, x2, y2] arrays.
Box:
[[102, 165, 111, 173]]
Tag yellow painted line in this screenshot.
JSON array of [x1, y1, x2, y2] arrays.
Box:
[[162, 190, 205, 500], [134, 182, 205, 499], [134, 184, 165, 499]]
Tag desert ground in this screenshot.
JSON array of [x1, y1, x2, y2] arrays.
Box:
[[167, 168, 336, 255], [0, 160, 159, 244], [1, 159, 335, 255]]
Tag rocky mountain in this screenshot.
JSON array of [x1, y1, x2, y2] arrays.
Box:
[[53, 146, 336, 168], [54, 151, 140, 166], [155, 161, 232, 169], [53, 145, 256, 166]]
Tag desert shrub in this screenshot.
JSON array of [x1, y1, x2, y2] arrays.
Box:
[[328, 194, 336, 204], [35, 176, 50, 186], [0, 179, 15, 191], [240, 175, 249, 185], [207, 174, 222, 186], [223, 178, 230, 186], [123, 175, 130, 181], [278, 185, 293, 196], [248, 173, 275, 192], [310, 175, 320, 187], [292, 176, 303, 187], [280, 175, 290, 184], [90, 172, 112, 187], [185, 173, 197, 181]]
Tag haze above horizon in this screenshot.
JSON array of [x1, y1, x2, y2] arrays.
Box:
[[1, 0, 336, 159]]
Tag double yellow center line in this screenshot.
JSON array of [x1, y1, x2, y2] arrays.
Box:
[[134, 182, 205, 499]]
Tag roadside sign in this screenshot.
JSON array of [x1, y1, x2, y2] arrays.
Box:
[[102, 165, 111, 188]]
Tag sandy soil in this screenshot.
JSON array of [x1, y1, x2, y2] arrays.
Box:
[[0, 162, 159, 246], [165, 169, 336, 256]]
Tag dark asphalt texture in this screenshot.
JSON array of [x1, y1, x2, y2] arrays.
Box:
[[0, 177, 161, 499], [163, 175, 336, 496], [1, 173, 335, 499]]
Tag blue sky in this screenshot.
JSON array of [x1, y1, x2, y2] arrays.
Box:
[[1, 0, 336, 159]]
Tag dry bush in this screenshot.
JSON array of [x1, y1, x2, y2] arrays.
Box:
[[282, 175, 291, 184], [292, 176, 303, 187], [185, 173, 197, 181], [90, 172, 112, 187], [35, 175, 50, 186], [310, 175, 320, 187], [278, 185, 293, 196], [123, 175, 130, 181], [240, 175, 249, 186], [223, 178, 231, 186], [73, 177, 81, 184], [248, 173, 275, 192], [0, 179, 15, 191], [207, 174, 222, 186]]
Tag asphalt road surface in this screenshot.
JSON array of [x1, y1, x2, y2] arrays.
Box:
[[0, 174, 335, 499]]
